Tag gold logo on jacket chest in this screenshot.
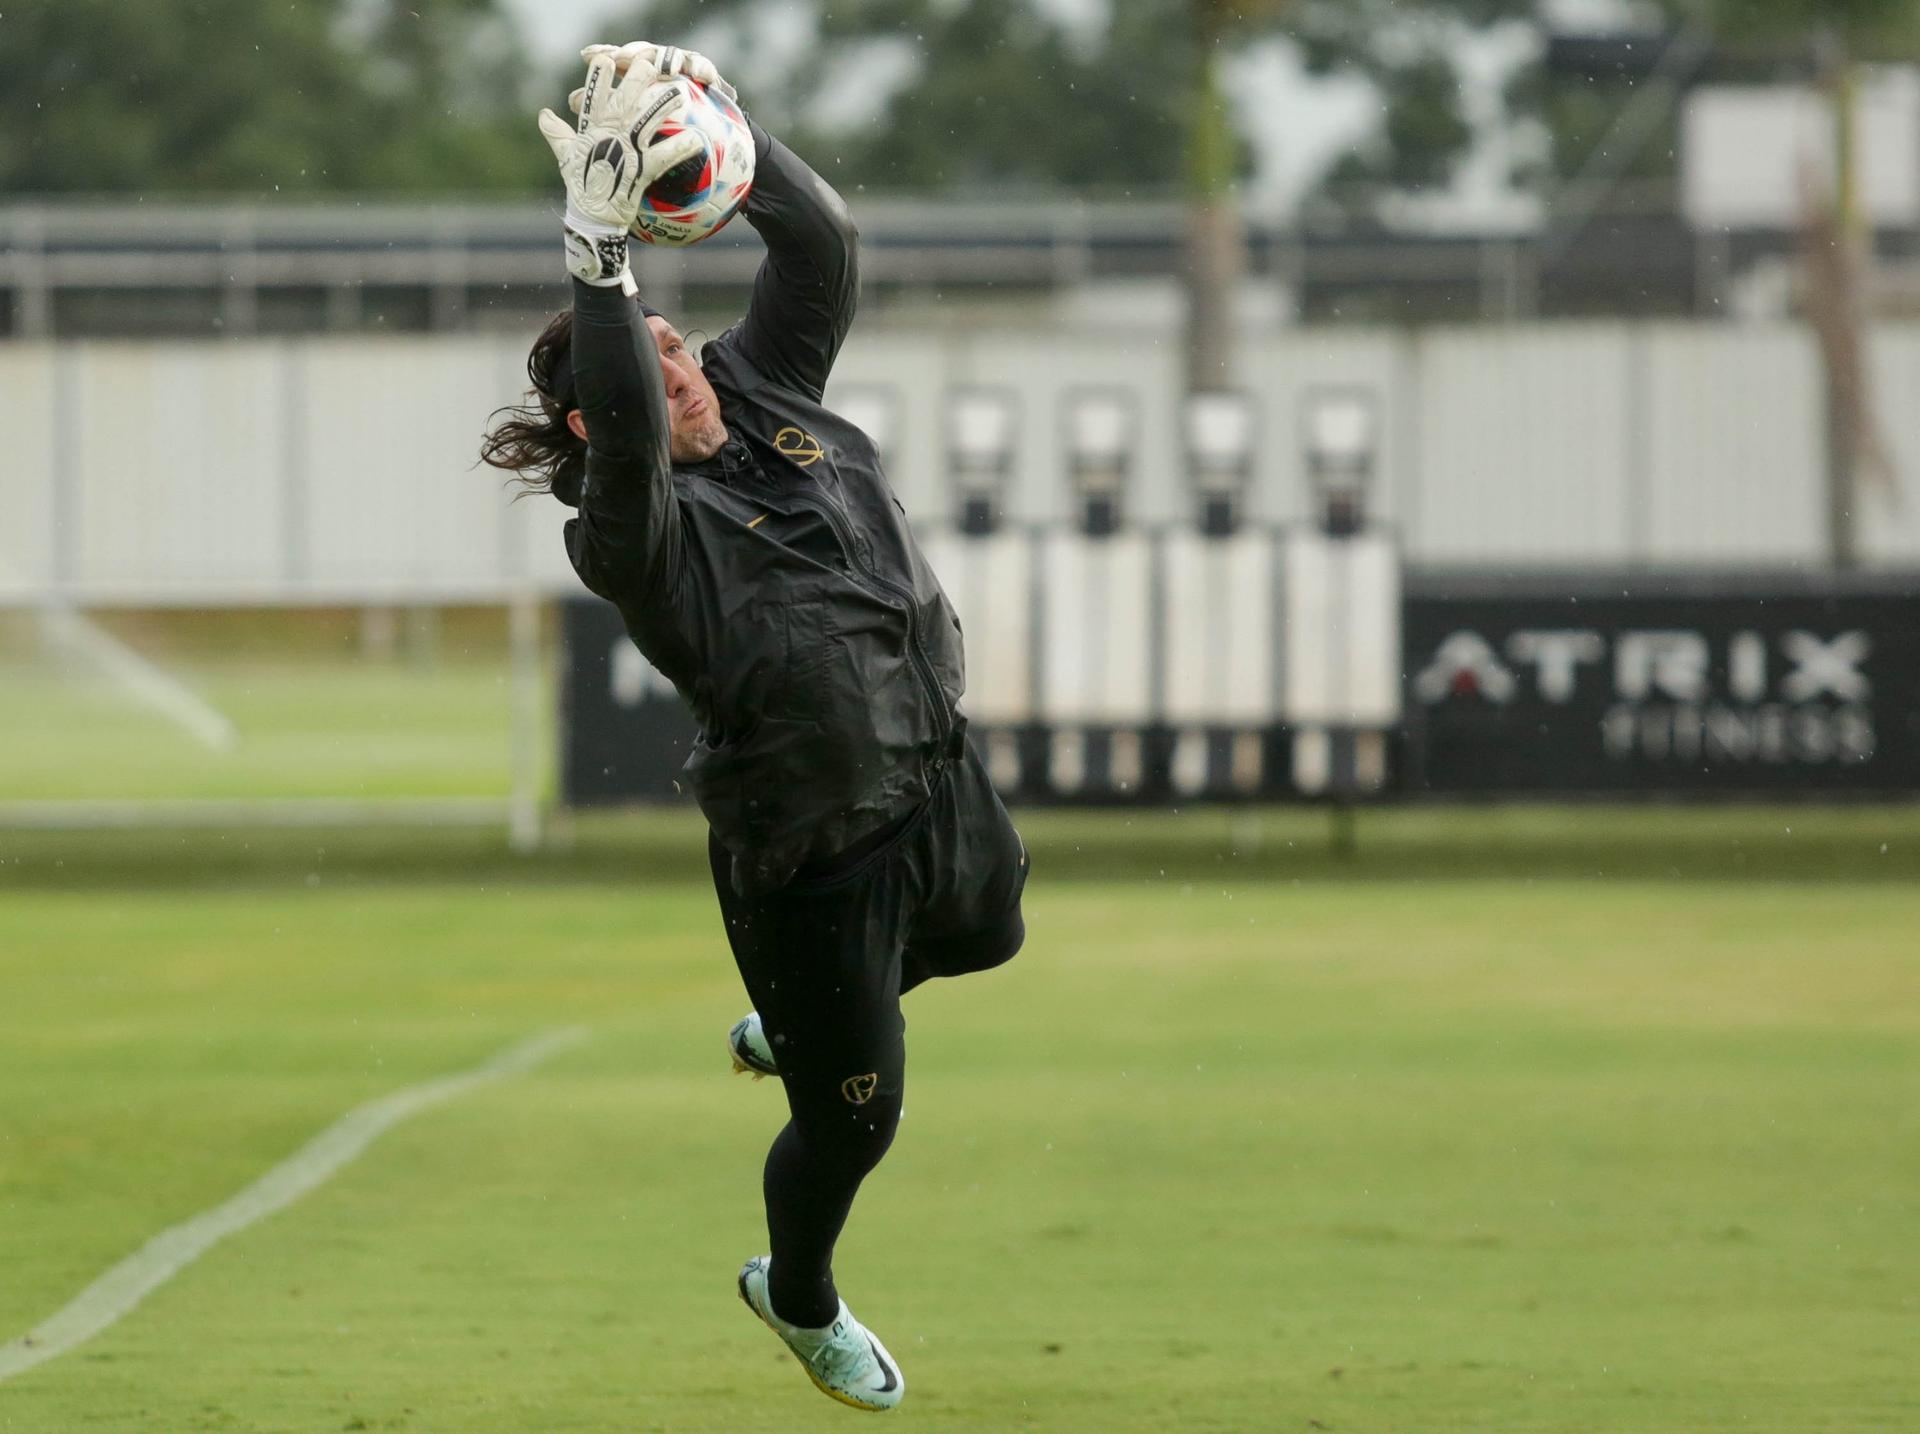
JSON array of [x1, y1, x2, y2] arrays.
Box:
[[773, 426, 825, 467]]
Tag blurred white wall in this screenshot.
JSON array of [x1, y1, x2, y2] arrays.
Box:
[[1683, 72, 1920, 231], [0, 319, 1913, 606]]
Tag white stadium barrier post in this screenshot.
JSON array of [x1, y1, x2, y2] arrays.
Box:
[[1283, 388, 1403, 840], [1163, 391, 1269, 799], [916, 527, 1036, 795], [932, 388, 1032, 790], [1036, 390, 1154, 798]]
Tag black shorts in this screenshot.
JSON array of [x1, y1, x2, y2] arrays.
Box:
[[706, 739, 1029, 1110]]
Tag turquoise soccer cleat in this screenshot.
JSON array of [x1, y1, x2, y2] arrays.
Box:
[[736, 1255, 905, 1412], [727, 1011, 779, 1078]]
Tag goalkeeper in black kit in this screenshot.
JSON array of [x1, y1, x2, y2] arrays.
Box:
[[480, 43, 1029, 1413]]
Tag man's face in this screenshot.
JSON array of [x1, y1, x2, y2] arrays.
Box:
[[648, 316, 728, 463]]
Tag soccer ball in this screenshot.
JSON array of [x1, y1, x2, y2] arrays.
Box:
[[632, 77, 755, 247]]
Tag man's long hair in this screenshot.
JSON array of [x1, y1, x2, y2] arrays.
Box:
[[479, 311, 586, 506]]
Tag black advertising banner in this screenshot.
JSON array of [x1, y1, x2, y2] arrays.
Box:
[[1402, 577, 1920, 795], [562, 577, 1920, 807], [559, 597, 698, 806]]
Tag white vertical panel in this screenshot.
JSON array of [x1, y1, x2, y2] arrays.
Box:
[[1343, 538, 1403, 722], [3, 319, 1894, 605], [70, 343, 286, 595], [482, 330, 619, 596], [1160, 531, 1275, 723], [1412, 325, 1635, 564], [300, 337, 515, 593], [0, 345, 56, 599], [1037, 532, 1154, 722], [485, 334, 584, 594], [1644, 324, 1823, 564], [514, 491, 582, 592], [1861, 324, 1920, 565], [919, 531, 1034, 722]]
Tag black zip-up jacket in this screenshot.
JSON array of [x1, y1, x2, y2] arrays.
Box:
[[563, 121, 967, 896]]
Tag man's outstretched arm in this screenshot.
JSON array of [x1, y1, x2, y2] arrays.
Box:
[[733, 121, 860, 403], [566, 278, 683, 606], [539, 52, 702, 608]]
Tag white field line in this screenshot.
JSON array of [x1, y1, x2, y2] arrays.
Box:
[[37, 605, 239, 752], [0, 1026, 588, 1384]]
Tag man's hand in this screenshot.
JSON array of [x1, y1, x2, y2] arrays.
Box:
[[575, 41, 736, 107], [537, 52, 704, 287]]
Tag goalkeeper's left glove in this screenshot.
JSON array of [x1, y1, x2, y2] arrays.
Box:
[[536, 52, 703, 290]]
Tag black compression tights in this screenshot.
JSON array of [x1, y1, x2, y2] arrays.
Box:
[[763, 1087, 904, 1327], [760, 915, 1025, 1329]]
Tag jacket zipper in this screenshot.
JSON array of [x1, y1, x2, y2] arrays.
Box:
[[786, 492, 956, 753]]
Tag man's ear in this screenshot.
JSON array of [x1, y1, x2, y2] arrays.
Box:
[[566, 409, 588, 443]]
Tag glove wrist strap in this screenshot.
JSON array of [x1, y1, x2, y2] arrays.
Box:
[[563, 216, 635, 294]]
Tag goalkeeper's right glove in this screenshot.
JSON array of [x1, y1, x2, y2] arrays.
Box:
[[577, 42, 737, 104], [536, 53, 704, 289]]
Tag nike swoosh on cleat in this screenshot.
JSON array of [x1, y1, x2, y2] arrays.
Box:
[[866, 1337, 899, 1393]]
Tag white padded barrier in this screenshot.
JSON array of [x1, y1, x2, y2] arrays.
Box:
[[1037, 531, 1155, 723], [1036, 531, 1155, 793], [1279, 530, 1402, 728], [1159, 530, 1279, 795], [1160, 531, 1278, 724], [919, 530, 1035, 724], [919, 527, 1034, 790], [0, 345, 57, 601]]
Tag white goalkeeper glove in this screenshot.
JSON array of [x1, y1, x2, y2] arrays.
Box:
[[536, 52, 704, 289], [576, 41, 737, 105]]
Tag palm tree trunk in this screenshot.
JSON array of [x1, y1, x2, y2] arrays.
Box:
[[1185, 1, 1245, 394], [1809, 32, 1872, 569]]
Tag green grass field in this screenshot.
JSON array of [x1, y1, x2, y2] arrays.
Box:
[[3, 871, 1916, 1432], [3, 629, 1918, 1429], [0, 625, 539, 803]]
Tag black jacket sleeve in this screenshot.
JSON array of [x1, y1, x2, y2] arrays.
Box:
[[731, 121, 860, 402], [563, 276, 685, 608]]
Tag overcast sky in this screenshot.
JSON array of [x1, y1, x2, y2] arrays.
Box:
[[503, 0, 1540, 222]]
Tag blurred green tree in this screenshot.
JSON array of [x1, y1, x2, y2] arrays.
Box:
[[1289, 0, 1533, 213], [587, 0, 1530, 386], [0, 0, 548, 195], [1711, 0, 1920, 567], [1500, 0, 1919, 565], [1510, 0, 1920, 193], [587, 0, 1525, 202]]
